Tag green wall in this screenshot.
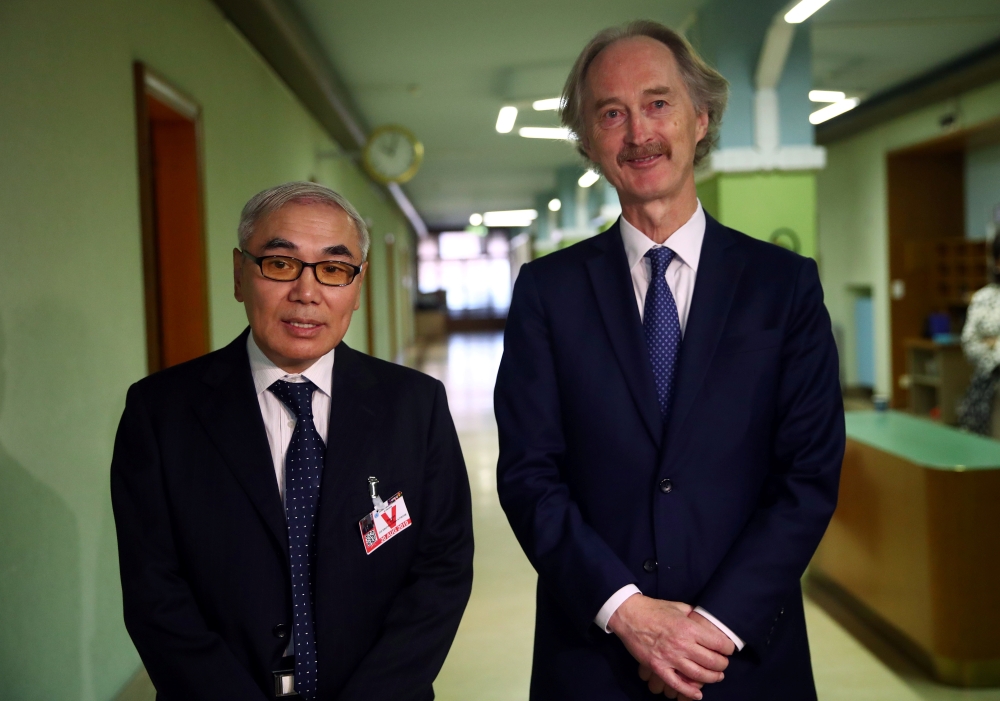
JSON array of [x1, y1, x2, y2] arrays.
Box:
[[0, 0, 414, 698], [697, 171, 818, 259], [817, 78, 1000, 393]]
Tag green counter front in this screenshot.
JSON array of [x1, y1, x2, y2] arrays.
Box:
[[811, 411, 1000, 686]]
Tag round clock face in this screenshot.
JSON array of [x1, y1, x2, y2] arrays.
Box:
[[362, 125, 424, 184]]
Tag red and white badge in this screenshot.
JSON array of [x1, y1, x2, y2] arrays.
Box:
[[358, 492, 413, 555]]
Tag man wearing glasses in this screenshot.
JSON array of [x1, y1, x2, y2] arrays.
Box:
[[111, 182, 473, 700]]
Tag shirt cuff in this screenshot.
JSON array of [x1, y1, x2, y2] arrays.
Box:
[[595, 584, 642, 633], [694, 606, 745, 651]]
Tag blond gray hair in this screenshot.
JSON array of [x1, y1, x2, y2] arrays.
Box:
[[561, 20, 728, 167], [238, 181, 371, 262]]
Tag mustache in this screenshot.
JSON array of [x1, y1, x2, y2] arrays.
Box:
[[617, 142, 671, 166]]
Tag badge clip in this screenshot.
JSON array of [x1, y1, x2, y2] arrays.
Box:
[[368, 476, 387, 514]]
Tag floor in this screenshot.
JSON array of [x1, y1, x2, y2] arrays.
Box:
[[424, 332, 1000, 701]]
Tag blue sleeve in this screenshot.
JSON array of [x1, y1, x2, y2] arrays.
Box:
[[495, 264, 637, 635], [695, 257, 845, 652]]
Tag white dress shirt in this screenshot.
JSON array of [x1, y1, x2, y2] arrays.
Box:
[[247, 334, 334, 654], [593, 203, 745, 652], [247, 334, 334, 503]]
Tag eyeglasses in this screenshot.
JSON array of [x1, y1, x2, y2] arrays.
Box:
[[241, 250, 363, 287]]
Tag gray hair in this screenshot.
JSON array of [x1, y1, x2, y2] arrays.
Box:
[[561, 20, 729, 168], [238, 181, 371, 262]]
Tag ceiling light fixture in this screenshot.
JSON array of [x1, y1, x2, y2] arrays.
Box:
[[518, 127, 573, 140], [808, 90, 846, 103], [469, 213, 484, 226], [496, 106, 518, 133], [548, 198, 562, 212], [483, 209, 538, 228], [578, 170, 600, 188], [809, 97, 859, 125], [784, 0, 832, 24], [532, 97, 564, 111]]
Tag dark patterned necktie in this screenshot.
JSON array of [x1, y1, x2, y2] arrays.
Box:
[[644, 247, 681, 421], [269, 379, 325, 700]]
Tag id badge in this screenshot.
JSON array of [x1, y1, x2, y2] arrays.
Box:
[[358, 492, 413, 555]]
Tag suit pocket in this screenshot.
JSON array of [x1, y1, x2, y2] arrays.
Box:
[[716, 328, 782, 356]]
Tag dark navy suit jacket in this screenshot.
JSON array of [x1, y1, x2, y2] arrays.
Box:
[[111, 331, 473, 700], [495, 216, 844, 700]]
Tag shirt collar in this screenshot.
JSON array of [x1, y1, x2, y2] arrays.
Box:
[[247, 332, 335, 398], [620, 201, 705, 273]]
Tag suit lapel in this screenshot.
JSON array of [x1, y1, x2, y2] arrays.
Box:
[[586, 223, 662, 446], [317, 343, 382, 540], [664, 215, 745, 448], [194, 331, 289, 560]]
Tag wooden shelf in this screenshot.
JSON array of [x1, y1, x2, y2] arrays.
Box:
[[905, 340, 972, 424], [930, 240, 989, 309]]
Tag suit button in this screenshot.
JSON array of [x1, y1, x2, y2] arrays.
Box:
[[659, 478, 673, 494], [273, 623, 289, 639], [643, 559, 658, 573]]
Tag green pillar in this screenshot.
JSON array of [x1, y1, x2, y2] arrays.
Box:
[[697, 170, 817, 259]]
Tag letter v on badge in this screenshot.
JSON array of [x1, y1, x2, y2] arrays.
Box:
[[359, 492, 413, 555]]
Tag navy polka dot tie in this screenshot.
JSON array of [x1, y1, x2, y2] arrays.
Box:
[[644, 247, 681, 422], [269, 379, 325, 700]]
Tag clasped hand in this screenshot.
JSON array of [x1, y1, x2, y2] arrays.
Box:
[[608, 595, 735, 700]]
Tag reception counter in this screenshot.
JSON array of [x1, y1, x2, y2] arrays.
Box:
[[810, 411, 1000, 686]]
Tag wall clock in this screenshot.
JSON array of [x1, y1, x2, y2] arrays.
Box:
[[769, 227, 801, 253], [361, 124, 424, 185]]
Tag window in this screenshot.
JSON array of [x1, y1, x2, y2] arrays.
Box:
[[419, 232, 511, 312]]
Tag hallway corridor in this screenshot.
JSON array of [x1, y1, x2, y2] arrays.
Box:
[[416, 333, 536, 701], [422, 333, 1000, 701]]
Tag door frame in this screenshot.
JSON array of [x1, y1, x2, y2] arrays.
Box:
[[133, 62, 209, 373]]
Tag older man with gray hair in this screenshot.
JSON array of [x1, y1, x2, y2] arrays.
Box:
[[496, 20, 844, 701], [112, 182, 473, 700]]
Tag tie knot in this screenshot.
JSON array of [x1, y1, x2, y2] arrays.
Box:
[[268, 379, 319, 419], [645, 246, 676, 276]]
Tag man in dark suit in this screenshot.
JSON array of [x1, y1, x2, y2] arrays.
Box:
[[111, 182, 473, 700], [495, 21, 844, 701]]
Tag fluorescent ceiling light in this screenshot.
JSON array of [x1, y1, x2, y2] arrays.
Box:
[[784, 0, 832, 24], [809, 97, 859, 125], [533, 97, 564, 111], [809, 90, 846, 103], [518, 127, 573, 140], [469, 213, 483, 226], [548, 198, 562, 212], [483, 209, 538, 228], [496, 106, 518, 134], [578, 170, 600, 188]]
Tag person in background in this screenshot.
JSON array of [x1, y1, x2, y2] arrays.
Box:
[[959, 235, 1000, 436], [111, 182, 473, 700]]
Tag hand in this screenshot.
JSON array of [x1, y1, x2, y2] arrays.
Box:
[[608, 595, 734, 700], [639, 663, 701, 698], [647, 611, 735, 698]]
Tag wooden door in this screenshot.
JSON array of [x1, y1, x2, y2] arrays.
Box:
[[886, 147, 964, 408], [134, 63, 209, 372]]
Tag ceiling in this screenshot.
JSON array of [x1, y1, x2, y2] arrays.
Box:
[[288, 0, 1000, 231], [811, 0, 1000, 98]]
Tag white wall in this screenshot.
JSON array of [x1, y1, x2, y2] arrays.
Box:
[[966, 142, 1000, 241], [818, 79, 1000, 393]]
